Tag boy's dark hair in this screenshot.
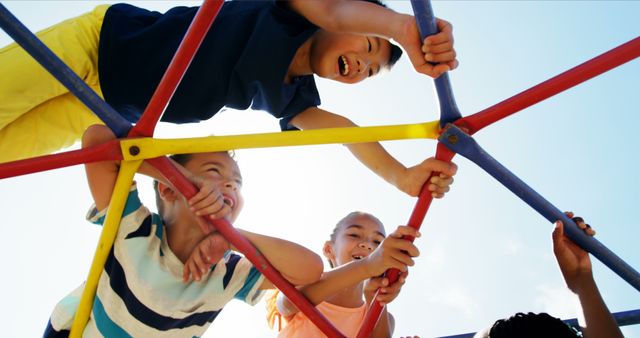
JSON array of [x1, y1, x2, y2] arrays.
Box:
[[488, 312, 582, 338], [360, 0, 403, 68], [153, 151, 236, 217], [154, 154, 193, 217]]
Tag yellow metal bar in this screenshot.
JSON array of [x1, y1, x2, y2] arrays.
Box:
[[121, 121, 440, 160], [69, 160, 142, 337]]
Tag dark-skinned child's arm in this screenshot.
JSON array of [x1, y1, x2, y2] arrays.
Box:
[[553, 214, 623, 338]]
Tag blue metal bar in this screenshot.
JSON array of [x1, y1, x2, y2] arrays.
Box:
[[436, 334, 474, 338], [565, 308, 640, 328], [410, 0, 461, 127], [0, 3, 131, 137], [438, 124, 640, 292], [437, 309, 640, 338]]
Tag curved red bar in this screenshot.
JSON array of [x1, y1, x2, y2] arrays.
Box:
[[130, 0, 224, 138], [357, 143, 456, 338], [147, 156, 346, 338]]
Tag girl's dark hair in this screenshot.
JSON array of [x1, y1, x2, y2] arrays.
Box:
[[359, 0, 403, 68], [489, 312, 582, 338]]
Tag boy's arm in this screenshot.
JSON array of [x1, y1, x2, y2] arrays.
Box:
[[82, 124, 189, 210], [288, 0, 407, 38], [287, 0, 457, 77], [83, 125, 230, 227], [552, 217, 623, 338], [234, 229, 323, 289], [83, 125, 121, 210], [290, 107, 457, 197]]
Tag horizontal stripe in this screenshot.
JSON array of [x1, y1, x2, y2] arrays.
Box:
[[104, 249, 221, 330]]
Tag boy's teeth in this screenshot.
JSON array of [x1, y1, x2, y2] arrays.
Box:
[[341, 55, 349, 76]]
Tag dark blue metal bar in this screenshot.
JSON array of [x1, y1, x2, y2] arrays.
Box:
[[565, 308, 640, 328], [437, 309, 640, 337], [438, 124, 640, 292], [410, 0, 461, 127], [0, 3, 131, 137], [436, 334, 474, 338]]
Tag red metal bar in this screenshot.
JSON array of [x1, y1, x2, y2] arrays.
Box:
[[147, 156, 345, 338], [356, 143, 456, 338], [0, 140, 122, 179], [456, 36, 640, 135], [129, 0, 223, 138]]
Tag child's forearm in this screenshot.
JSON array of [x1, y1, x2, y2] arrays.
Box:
[[345, 142, 405, 188], [290, 108, 406, 190], [289, 0, 409, 41], [83, 125, 121, 210], [302, 259, 373, 304], [236, 230, 323, 287], [574, 276, 623, 338], [278, 259, 373, 316]]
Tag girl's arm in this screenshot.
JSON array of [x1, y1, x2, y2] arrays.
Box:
[[277, 226, 419, 319], [290, 107, 457, 197], [365, 273, 410, 338], [372, 309, 394, 338], [280, 259, 375, 311], [234, 230, 324, 289]]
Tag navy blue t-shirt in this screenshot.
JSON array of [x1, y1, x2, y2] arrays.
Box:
[[98, 1, 320, 129]]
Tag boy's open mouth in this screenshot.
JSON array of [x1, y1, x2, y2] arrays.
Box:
[[338, 55, 349, 76], [222, 195, 234, 208]]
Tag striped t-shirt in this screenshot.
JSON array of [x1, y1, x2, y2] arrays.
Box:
[[46, 184, 265, 337]]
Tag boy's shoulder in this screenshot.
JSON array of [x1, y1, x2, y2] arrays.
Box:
[[85, 182, 159, 236]]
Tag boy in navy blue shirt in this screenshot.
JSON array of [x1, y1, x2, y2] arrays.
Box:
[[0, 0, 458, 197]]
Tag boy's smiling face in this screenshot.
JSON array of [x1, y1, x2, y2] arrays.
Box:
[[183, 152, 244, 223], [309, 31, 392, 84]]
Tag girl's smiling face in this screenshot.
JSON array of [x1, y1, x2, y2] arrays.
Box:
[[324, 212, 386, 268]]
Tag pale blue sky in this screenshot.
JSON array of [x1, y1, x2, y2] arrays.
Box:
[[0, 1, 638, 337]]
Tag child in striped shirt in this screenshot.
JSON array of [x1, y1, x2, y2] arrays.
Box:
[[44, 124, 323, 337]]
